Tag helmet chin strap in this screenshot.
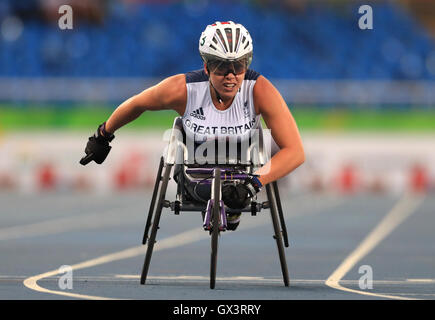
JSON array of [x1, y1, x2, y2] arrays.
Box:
[[210, 81, 223, 104]]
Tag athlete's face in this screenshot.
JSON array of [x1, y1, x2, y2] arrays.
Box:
[[205, 62, 245, 101]]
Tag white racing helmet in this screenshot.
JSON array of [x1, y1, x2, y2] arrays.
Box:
[[199, 21, 253, 67]]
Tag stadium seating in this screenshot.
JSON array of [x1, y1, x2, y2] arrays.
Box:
[[0, 0, 434, 80]]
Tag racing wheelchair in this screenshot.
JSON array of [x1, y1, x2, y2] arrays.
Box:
[[140, 117, 290, 289]]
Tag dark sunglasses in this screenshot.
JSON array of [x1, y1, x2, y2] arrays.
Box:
[[207, 59, 248, 76]]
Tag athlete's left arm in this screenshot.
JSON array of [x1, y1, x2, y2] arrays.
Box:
[[253, 75, 305, 185]]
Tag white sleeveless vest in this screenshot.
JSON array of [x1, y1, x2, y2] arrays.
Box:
[[182, 69, 261, 143]]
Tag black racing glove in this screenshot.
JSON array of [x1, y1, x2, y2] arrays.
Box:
[[79, 122, 115, 165], [222, 176, 263, 209]]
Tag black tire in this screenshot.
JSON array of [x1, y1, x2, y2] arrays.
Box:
[[272, 181, 289, 248], [142, 156, 164, 245], [210, 168, 221, 289], [140, 164, 172, 285], [266, 183, 290, 287]]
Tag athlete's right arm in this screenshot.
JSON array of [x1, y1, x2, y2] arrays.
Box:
[[105, 74, 187, 134], [79, 74, 187, 165]]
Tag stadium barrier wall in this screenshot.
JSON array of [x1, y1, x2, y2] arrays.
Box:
[[0, 131, 433, 195]]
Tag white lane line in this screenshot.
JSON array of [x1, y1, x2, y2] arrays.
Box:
[[116, 275, 280, 282], [114, 275, 435, 286], [379, 293, 435, 297], [406, 279, 435, 283], [325, 192, 425, 300], [7, 274, 433, 286]]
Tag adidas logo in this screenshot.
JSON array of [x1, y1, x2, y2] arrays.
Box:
[[190, 107, 206, 120]]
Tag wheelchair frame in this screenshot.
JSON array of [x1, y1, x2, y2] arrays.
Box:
[[140, 117, 290, 289]]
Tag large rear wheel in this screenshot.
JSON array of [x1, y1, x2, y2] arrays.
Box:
[[140, 164, 172, 285], [266, 183, 290, 287], [142, 156, 164, 245]]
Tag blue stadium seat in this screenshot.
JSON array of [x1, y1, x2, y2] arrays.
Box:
[[0, 1, 434, 80]]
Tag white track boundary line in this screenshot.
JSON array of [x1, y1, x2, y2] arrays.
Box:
[[22, 214, 276, 300], [23, 227, 209, 300], [23, 195, 345, 300], [325, 192, 425, 300]]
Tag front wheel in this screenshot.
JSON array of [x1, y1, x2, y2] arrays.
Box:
[[210, 168, 221, 289]]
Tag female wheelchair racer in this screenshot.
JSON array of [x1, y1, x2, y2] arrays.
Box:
[[79, 21, 305, 288]]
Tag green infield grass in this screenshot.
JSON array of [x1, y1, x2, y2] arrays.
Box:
[[0, 104, 434, 132]]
